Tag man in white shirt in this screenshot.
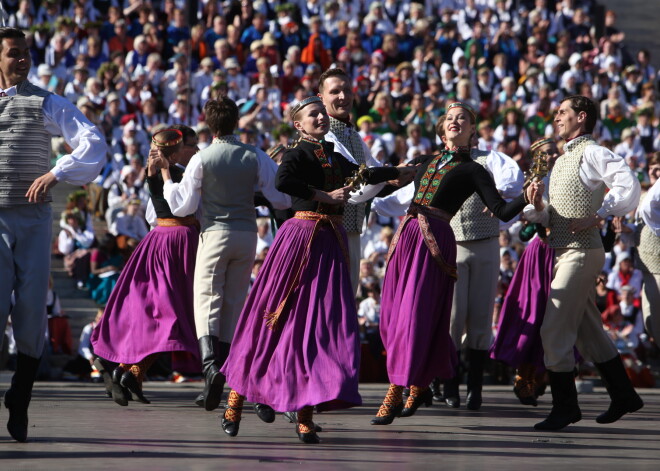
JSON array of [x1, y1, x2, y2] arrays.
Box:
[[161, 97, 290, 416], [525, 95, 643, 431], [0, 27, 106, 442]]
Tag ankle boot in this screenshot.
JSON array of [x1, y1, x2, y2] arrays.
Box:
[[221, 390, 244, 437], [371, 384, 404, 425], [466, 349, 487, 410], [198, 336, 229, 411], [400, 385, 433, 417], [297, 406, 320, 443], [4, 353, 41, 442], [534, 371, 582, 431], [594, 356, 643, 424], [443, 376, 460, 408]]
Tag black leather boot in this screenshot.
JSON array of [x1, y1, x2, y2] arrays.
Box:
[[595, 356, 643, 424], [4, 352, 41, 442], [198, 336, 230, 411], [534, 371, 582, 431], [443, 376, 460, 408], [466, 349, 487, 411]]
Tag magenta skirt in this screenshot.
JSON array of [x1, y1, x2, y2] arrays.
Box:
[[91, 224, 199, 364], [380, 216, 458, 387], [221, 216, 362, 412], [490, 237, 554, 369]]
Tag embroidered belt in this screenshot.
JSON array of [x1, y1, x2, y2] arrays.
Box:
[[156, 216, 199, 227], [386, 203, 458, 279], [264, 211, 349, 330]]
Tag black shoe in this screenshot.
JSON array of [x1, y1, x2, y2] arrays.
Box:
[[93, 358, 114, 398], [400, 388, 433, 417], [254, 403, 275, 423], [283, 411, 297, 423], [370, 402, 403, 425], [430, 377, 444, 402], [443, 376, 460, 408], [534, 371, 582, 431], [296, 424, 321, 444], [595, 356, 644, 424], [111, 367, 129, 407], [4, 390, 28, 443], [221, 405, 241, 437], [194, 392, 205, 407], [119, 370, 150, 404]]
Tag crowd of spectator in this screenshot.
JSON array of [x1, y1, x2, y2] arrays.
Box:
[[1, 0, 659, 383]]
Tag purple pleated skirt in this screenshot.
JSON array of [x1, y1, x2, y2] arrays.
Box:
[[91, 224, 199, 365], [221, 216, 362, 412], [380, 216, 458, 387], [490, 237, 554, 369]]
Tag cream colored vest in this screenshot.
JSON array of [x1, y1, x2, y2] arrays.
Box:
[[450, 150, 500, 242], [547, 135, 604, 249]]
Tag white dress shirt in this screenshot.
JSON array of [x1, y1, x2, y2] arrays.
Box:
[[524, 143, 641, 226], [163, 145, 291, 217], [640, 179, 660, 236], [1, 84, 106, 185]]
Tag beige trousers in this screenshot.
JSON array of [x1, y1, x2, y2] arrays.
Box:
[[642, 271, 660, 341], [541, 248, 618, 372], [450, 237, 499, 351], [193, 228, 257, 343]]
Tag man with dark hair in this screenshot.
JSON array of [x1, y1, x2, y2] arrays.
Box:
[[0, 27, 106, 442], [161, 97, 290, 417], [318, 68, 392, 293], [525, 95, 643, 431]]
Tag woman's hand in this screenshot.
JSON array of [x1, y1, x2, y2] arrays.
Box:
[[313, 186, 352, 204]]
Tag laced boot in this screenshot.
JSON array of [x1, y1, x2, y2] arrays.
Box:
[[513, 363, 538, 407], [370, 384, 404, 425], [296, 406, 320, 444], [123, 353, 158, 404], [400, 385, 433, 417], [221, 390, 244, 436]]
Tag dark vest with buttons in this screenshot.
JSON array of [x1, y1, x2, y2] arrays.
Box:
[[0, 81, 51, 207]]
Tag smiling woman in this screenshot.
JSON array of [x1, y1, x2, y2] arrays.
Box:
[[370, 102, 531, 426], [219, 96, 403, 444]]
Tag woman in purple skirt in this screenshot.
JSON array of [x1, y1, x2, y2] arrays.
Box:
[[371, 102, 535, 425], [91, 128, 200, 406], [490, 138, 559, 406], [220, 96, 408, 444], [490, 228, 554, 406]]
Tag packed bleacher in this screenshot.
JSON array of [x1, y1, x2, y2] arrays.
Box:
[[2, 0, 658, 385]]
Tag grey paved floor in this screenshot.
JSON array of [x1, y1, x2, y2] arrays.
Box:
[[0, 382, 658, 471]]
